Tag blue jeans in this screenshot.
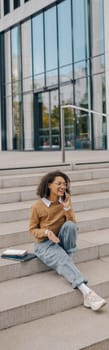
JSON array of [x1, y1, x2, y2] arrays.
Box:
[[34, 221, 88, 289]]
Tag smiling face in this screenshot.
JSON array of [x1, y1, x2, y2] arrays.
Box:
[[48, 176, 67, 201]]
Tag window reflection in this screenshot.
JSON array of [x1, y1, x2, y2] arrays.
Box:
[[60, 84, 74, 148], [75, 77, 91, 149], [75, 77, 88, 107], [74, 61, 87, 80], [60, 64, 73, 83], [51, 90, 60, 148], [38, 92, 50, 149], [35, 90, 59, 149], [23, 94, 34, 150], [32, 14, 44, 89], [92, 73, 106, 149], [72, 0, 86, 62], [45, 69, 58, 87], [5, 31, 13, 149], [45, 7, 58, 86], [11, 26, 23, 150], [21, 20, 32, 92], [5, 31, 11, 97], [91, 54, 105, 75], [11, 27, 21, 96], [60, 84, 73, 106], [58, 0, 72, 82], [75, 109, 91, 149], [64, 108, 75, 149]]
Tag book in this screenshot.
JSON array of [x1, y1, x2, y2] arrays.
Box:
[[1, 252, 36, 262], [1, 248, 27, 257]]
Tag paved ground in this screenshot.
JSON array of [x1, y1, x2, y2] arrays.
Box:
[[0, 150, 109, 169]]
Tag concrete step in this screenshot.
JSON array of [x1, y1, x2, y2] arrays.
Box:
[[0, 186, 36, 203], [0, 258, 109, 330], [77, 207, 109, 233], [73, 191, 109, 211], [0, 207, 109, 247], [0, 201, 33, 223], [1, 187, 109, 222], [0, 220, 31, 247], [0, 297, 109, 350], [0, 185, 38, 204], [0, 167, 109, 189], [1, 181, 109, 205], [0, 229, 109, 282], [70, 178, 109, 195]]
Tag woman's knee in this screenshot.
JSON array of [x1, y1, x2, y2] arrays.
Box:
[[64, 221, 77, 233]]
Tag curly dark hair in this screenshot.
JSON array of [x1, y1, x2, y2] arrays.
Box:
[[37, 170, 71, 198]]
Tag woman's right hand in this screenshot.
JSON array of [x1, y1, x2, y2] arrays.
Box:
[[46, 230, 60, 243]]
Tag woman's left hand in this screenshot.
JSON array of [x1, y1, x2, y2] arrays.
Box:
[[62, 193, 71, 209]]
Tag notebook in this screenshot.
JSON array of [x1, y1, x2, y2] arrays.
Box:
[[1, 249, 36, 262]]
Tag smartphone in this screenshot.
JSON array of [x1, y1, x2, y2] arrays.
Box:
[[63, 191, 66, 201]]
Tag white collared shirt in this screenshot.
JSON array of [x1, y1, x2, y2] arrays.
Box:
[[42, 197, 71, 210]]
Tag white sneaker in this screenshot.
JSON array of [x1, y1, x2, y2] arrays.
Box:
[[84, 290, 106, 311]]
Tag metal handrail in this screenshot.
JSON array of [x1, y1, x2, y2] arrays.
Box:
[[60, 104, 109, 163]]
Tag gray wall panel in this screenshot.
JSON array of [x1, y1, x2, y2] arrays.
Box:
[[0, 0, 55, 32]]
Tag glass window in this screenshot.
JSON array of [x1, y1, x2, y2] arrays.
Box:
[[91, 54, 105, 75], [13, 0, 20, 9], [60, 84, 74, 148], [5, 31, 12, 98], [32, 14, 44, 89], [75, 108, 91, 149], [4, 0, 10, 15], [37, 92, 50, 149], [60, 84, 73, 106], [75, 77, 88, 108], [72, 0, 86, 63], [74, 60, 87, 80], [45, 7, 58, 86], [58, 0, 72, 82], [4, 31, 13, 149], [51, 90, 60, 148], [21, 20, 32, 92], [6, 97, 13, 149], [92, 73, 106, 149], [11, 26, 21, 95], [34, 90, 59, 150], [75, 77, 91, 149], [11, 26, 23, 150], [23, 93, 34, 150]]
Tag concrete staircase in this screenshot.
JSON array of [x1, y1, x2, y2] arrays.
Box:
[[0, 163, 109, 349]]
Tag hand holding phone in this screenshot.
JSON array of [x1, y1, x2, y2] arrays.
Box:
[[62, 192, 71, 209]]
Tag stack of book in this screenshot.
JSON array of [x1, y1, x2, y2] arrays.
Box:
[[1, 249, 36, 261]]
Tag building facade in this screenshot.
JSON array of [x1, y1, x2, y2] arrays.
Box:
[[0, 0, 109, 151]]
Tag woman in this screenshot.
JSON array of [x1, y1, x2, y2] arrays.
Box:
[[29, 170, 106, 311]]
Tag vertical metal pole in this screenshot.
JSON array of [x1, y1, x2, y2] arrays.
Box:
[[61, 106, 65, 163]]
